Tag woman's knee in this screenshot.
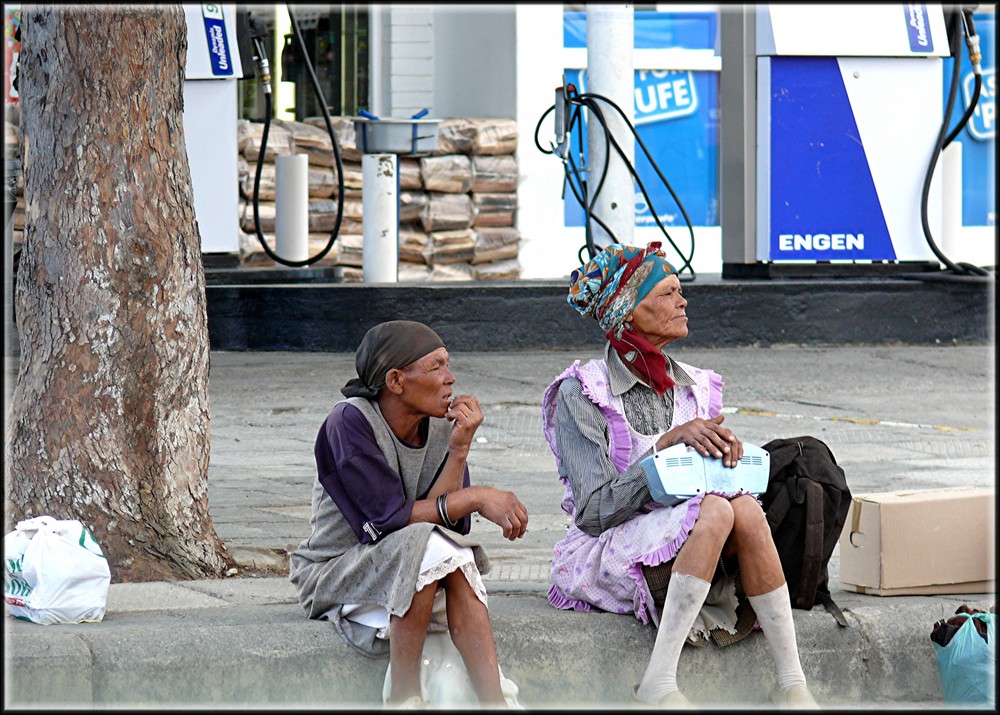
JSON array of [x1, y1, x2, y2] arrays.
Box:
[[730, 495, 770, 538], [403, 580, 438, 613], [696, 494, 735, 537], [441, 569, 481, 605]]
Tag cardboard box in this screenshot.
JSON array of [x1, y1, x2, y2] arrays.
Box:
[[839, 486, 996, 596]]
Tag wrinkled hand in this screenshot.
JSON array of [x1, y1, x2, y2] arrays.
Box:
[[658, 415, 743, 467], [476, 487, 528, 541], [446, 395, 483, 455]]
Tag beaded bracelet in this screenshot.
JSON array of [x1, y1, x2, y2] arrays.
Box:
[[436, 493, 458, 529]]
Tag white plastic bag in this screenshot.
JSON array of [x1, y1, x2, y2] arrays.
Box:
[[382, 630, 522, 709], [381, 589, 522, 708], [4, 515, 111, 625]]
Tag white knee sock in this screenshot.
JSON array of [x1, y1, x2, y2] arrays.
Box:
[[748, 583, 807, 691], [635, 572, 712, 704]]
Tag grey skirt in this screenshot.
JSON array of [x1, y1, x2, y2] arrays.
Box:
[[289, 522, 490, 658]]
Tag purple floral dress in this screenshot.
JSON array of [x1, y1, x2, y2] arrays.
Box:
[[541, 358, 743, 634]]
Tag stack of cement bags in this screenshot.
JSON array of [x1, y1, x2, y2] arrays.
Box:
[[6, 121, 24, 247], [238, 116, 521, 282], [237, 117, 354, 268]]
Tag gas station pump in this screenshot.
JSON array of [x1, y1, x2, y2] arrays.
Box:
[[182, 4, 243, 261], [720, 4, 988, 279], [3, 5, 245, 263]]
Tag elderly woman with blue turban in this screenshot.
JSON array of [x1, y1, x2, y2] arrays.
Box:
[[541, 243, 816, 708]]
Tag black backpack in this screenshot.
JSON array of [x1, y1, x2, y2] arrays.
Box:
[[760, 436, 851, 627]]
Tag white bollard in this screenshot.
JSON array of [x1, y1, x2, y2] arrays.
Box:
[[275, 154, 309, 264], [587, 3, 635, 249], [362, 153, 399, 283], [939, 142, 963, 264]]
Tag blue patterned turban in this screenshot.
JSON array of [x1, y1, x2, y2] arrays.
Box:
[[567, 242, 676, 334]]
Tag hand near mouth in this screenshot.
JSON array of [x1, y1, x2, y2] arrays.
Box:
[[446, 394, 484, 456]]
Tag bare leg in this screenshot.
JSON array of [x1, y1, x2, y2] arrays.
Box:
[[442, 568, 507, 707], [387, 580, 438, 704], [635, 496, 733, 704], [671, 494, 734, 579], [723, 494, 784, 596], [725, 495, 809, 695]]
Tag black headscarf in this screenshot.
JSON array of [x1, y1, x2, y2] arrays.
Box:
[[341, 320, 446, 399]]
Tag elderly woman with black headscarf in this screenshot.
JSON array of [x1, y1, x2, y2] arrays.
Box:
[[289, 320, 528, 708], [541, 243, 817, 708]]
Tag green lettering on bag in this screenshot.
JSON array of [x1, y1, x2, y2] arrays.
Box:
[[4, 555, 24, 574], [3, 574, 33, 597], [79, 527, 107, 558]]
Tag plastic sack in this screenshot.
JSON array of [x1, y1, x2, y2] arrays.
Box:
[[382, 589, 521, 708], [4, 515, 111, 625], [933, 612, 995, 707], [382, 630, 522, 709]]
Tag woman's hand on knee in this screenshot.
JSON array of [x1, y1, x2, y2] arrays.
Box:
[[475, 487, 528, 541]]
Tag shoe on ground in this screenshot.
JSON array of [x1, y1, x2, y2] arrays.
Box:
[[631, 684, 694, 709], [769, 684, 819, 709]]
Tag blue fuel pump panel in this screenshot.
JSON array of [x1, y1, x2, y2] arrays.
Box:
[[943, 14, 995, 228], [755, 4, 950, 264]]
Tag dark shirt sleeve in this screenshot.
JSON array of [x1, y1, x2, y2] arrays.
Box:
[[314, 402, 415, 545], [555, 377, 654, 536]]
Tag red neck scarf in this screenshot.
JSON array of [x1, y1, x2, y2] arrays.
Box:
[[596, 243, 675, 395], [607, 325, 675, 395]]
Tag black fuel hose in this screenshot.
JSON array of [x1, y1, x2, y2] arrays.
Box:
[[945, 8, 984, 148], [534, 88, 697, 280], [250, 6, 345, 267], [909, 6, 992, 284], [944, 72, 983, 148]]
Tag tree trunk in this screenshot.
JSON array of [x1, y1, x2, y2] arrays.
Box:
[[5, 5, 235, 582]]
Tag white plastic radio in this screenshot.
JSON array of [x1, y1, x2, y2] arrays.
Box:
[[639, 442, 771, 507]]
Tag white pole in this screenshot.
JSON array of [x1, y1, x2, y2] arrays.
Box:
[[939, 142, 962, 266], [362, 153, 399, 282], [586, 4, 635, 249], [274, 154, 309, 264]]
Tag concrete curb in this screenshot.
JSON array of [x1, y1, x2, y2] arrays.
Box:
[[5, 581, 970, 709]]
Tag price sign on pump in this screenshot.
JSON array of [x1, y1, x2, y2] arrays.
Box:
[[201, 4, 233, 77]]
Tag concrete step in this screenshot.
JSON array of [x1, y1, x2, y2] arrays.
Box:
[[5, 577, 976, 709]]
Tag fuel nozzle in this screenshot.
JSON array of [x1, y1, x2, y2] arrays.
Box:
[[553, 78, 575, 159], [961, 7, 982, 75], [247, 13, 272, 94]]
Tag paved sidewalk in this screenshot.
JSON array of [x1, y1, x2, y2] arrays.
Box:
[[4, 344, 996, 708]]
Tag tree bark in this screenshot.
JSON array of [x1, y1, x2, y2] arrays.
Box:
[[5, 4, 235, 582]]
